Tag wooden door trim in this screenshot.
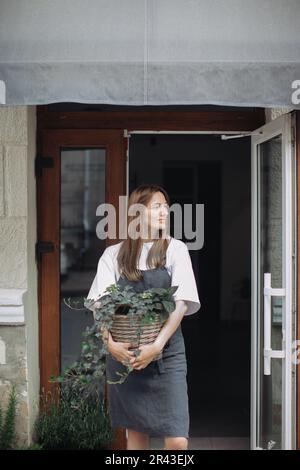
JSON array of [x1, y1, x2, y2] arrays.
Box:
[[37, 105, 265, 132]]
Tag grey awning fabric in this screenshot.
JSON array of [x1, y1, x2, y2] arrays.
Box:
[[0, 0, 300, 107]]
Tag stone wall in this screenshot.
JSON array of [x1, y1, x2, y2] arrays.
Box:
[[0, 106, 39, 447]]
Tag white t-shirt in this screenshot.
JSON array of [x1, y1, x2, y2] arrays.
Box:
[[85, 236, 201, 316]]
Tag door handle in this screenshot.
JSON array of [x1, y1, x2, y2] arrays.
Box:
[[263, 273, 285, 375]]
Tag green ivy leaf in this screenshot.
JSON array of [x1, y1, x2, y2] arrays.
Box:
[[162, 300, 176, 313]]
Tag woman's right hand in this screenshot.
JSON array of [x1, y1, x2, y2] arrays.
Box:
[[107, 334, 136, 365]]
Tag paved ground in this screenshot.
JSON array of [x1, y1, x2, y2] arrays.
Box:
[[150, 437, 250, 450]]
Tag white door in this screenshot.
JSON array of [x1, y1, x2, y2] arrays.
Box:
[[251, 112, 297, 450]]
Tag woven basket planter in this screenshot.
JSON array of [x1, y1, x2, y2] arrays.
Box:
[[109, 313, 165, 361]]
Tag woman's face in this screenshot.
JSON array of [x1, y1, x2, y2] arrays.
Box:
[[141, 191, 169, 238]]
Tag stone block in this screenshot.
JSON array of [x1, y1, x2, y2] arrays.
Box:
[[5, 145, 27, 217], [0, 218, 27, 288], [0, 107, 27, 145]]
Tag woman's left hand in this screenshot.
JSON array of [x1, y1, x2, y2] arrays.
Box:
[[129, 343, 161, 370]]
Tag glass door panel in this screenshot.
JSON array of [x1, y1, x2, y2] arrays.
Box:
[[60, 148, 106, 373], [258, 135, 282, 449], [251, 113, 296, 450]]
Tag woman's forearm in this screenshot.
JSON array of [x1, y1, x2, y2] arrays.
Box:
[[153, 300, 188, 351]]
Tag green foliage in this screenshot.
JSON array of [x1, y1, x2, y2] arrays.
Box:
[[0, 386, 17, 449], [33, 387, 114, 450], [49, 325, 107, 397], [85, 283, 178, 338]]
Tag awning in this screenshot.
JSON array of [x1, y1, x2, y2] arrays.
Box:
[[0, 0, 300, 107]]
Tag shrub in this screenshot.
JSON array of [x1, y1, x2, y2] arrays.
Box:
[[33, 386, 114, 450], [0, 386, 17, 449]]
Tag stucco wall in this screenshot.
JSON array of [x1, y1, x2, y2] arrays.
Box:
[[0, 105, 39, 447]]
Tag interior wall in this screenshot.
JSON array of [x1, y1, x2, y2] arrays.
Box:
[[129, 134, 251, 323]]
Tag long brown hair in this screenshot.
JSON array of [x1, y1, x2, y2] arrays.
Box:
[[117, 184, 171, 281]]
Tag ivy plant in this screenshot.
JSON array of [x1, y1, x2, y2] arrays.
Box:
[[50, 284, 178, 388]]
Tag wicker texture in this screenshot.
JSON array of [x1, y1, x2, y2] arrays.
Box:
[[110, 313, 165, 361]]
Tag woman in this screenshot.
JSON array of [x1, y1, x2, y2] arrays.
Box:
[[86, 184, 201, 450]]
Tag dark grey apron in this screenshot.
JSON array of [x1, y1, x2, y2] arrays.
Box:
[[105, 266, 190, 438]]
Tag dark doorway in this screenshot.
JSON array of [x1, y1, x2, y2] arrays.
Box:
[[129, 134, 251, 443]]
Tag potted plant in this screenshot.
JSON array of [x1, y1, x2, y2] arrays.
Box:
[[52, 284, 178, 387], [89, 283, 177, 344]]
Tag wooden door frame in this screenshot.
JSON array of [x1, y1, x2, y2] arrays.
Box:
[[37, 105, 267, 450], [37, 128, 126, 449]]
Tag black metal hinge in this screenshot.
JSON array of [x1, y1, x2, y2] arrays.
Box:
[[35, 156, 54, 178], [35, 241, 54, 263]]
